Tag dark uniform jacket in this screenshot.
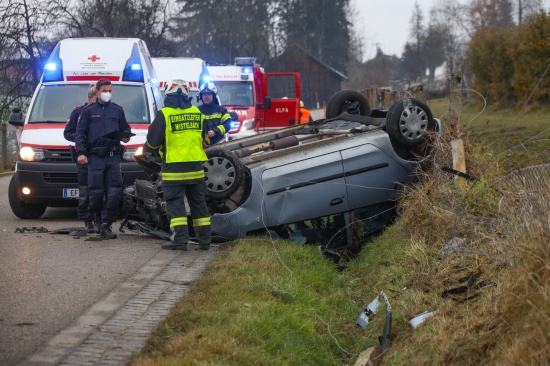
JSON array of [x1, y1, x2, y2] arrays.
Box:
[[75, 100, 131, 156], [198, 103, 232, 146], [63, 103, 86, 142]]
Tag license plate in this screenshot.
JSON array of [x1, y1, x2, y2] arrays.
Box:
[[63, 188, 79, 198]]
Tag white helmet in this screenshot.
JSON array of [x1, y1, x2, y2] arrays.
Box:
[[199, 82, 218, 97], [165, 77, 189, 97], [299, 100, 304, 108]]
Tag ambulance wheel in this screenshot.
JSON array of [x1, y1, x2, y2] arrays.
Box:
[[385, 98, 436, 148], [204, 149, 244, 200], [8, 175, 47, 219], [326, 90, 371, 119]]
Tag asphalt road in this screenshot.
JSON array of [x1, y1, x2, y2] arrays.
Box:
[[0, 173, 190, 365]]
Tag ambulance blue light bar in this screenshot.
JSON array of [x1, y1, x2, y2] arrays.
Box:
[[235, 57, 256, 66], [122, 43, 144, 82], [42, 43, 64, 82]]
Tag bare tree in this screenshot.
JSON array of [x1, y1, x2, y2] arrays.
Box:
[[515, 0, 543, 24], [52, 0, 175, 56], [430, 0, 471, 77], [0, 0, 62, 91]]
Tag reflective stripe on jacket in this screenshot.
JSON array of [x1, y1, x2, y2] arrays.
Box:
[[300, 108, 312, 124]]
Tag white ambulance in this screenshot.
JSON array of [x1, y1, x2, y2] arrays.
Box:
[[8, 37, 163, 219], [151, 57, 210, 106]]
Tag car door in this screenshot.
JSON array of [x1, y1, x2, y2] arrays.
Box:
[[341, 141, 414, 210], [261, 151, 349, 226]]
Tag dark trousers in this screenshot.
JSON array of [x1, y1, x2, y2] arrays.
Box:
[[164, 182, 211, 245], [87, 154, 122, 224], [76, 163, 93, 221]]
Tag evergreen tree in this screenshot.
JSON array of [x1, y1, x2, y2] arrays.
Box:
[[282, 0, 351, 73], [173, 0, 273, 64]]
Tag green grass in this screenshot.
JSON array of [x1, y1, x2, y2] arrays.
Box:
[[131, 98, 550, 366], [427, 97, 550, 171]]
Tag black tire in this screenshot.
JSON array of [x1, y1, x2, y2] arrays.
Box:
[[326, 90, 371, 119], [203, 148, 244, 200], [386, 98, 436, 148], [8, 175, 47, 219]]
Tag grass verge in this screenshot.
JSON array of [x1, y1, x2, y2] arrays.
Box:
[[131, 99, 550, 365]]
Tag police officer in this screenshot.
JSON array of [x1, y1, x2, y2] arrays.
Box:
[[75, 78, 132, 240], [64, 84, 97, 232], [144, 76, 211, 251], [197, 81, 231, 146]]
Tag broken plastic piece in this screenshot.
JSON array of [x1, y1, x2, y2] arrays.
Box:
[[356, 291, 392, 352], [409, 311, 436, 328], [357, 297, 381, 328]]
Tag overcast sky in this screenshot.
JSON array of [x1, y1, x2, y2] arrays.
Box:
[[352, 0, 550, 60]]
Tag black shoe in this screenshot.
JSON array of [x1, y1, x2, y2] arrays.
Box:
[[199, 243, 210, 250], [85, 221, 95, 233], [100, 223, 117, 240], [161, 241, 187, 251]]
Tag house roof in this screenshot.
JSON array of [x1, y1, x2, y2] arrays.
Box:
[[272, 44, 348, 80]]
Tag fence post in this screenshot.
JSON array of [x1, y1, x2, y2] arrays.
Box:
[[448, 74, 466, 189]]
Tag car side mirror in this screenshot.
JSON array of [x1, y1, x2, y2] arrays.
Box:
[[8, 107, 24, 127], [229, 111, 238, 120]]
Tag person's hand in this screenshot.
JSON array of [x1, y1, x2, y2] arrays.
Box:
[[207, 130, 215, 138], [77, 155, 88, 165], [121, 137, 131, 143], [142, 142, 153, 154]]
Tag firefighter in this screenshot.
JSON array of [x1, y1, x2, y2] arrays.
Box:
[[143, 77, 212, 251], [198, 81, 232, 146], [64, 84, 98, 233], [75, 78, 132, 240], [299, 100, 313, 124]]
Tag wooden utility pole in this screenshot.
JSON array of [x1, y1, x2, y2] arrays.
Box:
[[448, 74, 467, 188]]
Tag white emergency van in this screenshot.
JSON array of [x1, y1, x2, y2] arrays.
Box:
[[8, 37, 163, 219], [151, 57, 210, 106]]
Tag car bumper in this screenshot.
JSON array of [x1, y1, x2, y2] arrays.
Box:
[[14, 161, 147, 206]]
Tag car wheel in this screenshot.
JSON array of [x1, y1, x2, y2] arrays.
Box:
[[8, 175, 47, 219], [386, 98, 436, 148], [204, 148, 244, 200], [326, 90, 371, 119]]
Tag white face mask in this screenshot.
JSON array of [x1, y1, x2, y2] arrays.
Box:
[[100, 92, 112, 103]]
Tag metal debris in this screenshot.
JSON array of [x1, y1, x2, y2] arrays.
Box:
[[356, 291, 392, 352], [15, 227, 49, 233]]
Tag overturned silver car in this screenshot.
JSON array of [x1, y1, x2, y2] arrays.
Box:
[[121, 91, 439, 248]]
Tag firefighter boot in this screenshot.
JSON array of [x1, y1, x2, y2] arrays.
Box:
[[194, 226, 212, 250], [100, 223, 117, 240], [161, 227, 187, 250]]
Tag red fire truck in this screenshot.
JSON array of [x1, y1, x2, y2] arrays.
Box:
[[207, 57, 301, 139]]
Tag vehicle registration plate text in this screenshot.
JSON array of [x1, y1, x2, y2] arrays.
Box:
[[63, 188, 79, 198]]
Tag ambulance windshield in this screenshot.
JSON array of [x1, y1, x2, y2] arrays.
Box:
[[215, 81, 254, 107], [29, 84, 150, 124]]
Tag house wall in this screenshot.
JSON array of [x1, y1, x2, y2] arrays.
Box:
[[267, 48, 344, 109]]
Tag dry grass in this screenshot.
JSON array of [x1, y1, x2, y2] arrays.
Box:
[[385, 124, 550, 364], [131, 99, 550, 365]]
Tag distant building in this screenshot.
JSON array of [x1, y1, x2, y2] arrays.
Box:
[[267, 45, 347, 109]]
